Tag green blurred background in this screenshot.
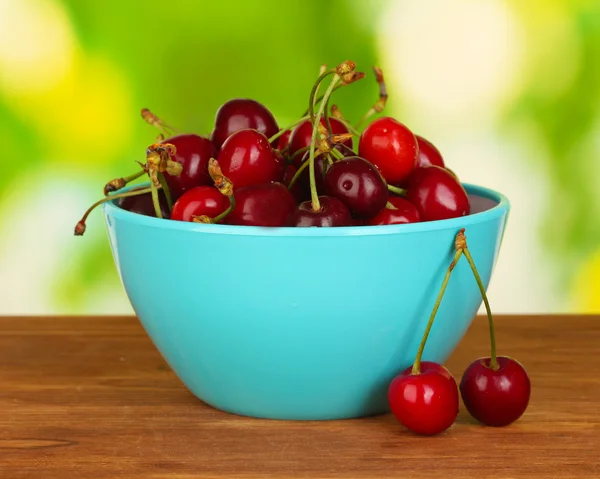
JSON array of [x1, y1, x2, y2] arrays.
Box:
[[0, 0, 599, 314]]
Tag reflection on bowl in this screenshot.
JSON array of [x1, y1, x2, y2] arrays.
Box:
[[102, 183, 509, 420]]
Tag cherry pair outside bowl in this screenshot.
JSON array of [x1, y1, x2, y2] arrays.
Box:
[[102, 183, 509, 420]]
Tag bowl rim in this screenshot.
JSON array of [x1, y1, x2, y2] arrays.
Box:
[[102, 182, 510, 237]]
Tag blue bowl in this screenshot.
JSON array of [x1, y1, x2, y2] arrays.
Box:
[[102, 183, 509, 420]]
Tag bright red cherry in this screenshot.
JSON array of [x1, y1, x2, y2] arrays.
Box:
[[358, 117, 418, 184], [161, 134, 217, 200], [323, 156, 388, 219], [288, 118, 352, 157], [211, 99, 279, 150], [405, 166, 470, 222], [288, 196, 352, 227], [227, 182, 296, 227], [460, 356, 531, 427], [416, 135, 445, 168], [217, 129, 282, 189], [118, 189, 170, 218], [170, 186, 228, 222], [368, 196, 420, 226], [388, 361, 459, 436]]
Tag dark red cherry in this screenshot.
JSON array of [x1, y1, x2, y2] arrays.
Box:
[[217, 129, 282, 189], [161, 134, 217, 199], [460, 356, 531, 427], [368, 196, 420, 226], [288, 118, 352, 157], [405, 166, 470, 222], [416, 135, 445, 168], [118, 188, 170, 218], [323, 156, 388, 219], [170, 186, 228, 222], [358, 117, 418, 184], [288, 196, 352, 227], [211, 98, 279, 150], [227, 182, 296, 227]]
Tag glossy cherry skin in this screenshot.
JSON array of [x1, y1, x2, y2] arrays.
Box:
[[358, 117, 418, 184], [211, 99, 279, 150], [405, 166, 470, 222], [388, 361, 459, 436], [460, 356, 531, 427], [368, 196, 420, 226], [416, 135, 445, 168], [288, 118, 352, 157], [288, 196, 352, 227], [323, 156, 388, 219], [161, 134, 217, 200], [217, 129, 282, 189], [118, 189, 170, 218], [170, 186, 228, 222], [226, 182, 296, 227]]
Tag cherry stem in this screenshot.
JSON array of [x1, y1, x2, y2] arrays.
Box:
[[212, 195, 236, 224], [309, 74, 342, 211], [387, 184, 406, 196], [157, 172, 173, 212], [141, 108, 179, 137], [74, 185, 160, 236], [308, 69, 336, 125], [290, 146, 310, 165], [412, 247, 464, 375], [330, 148, 345, 161], [462, 246, 499, 370], [355, 66, 388, 130], [268, 116, 309, 144], [150, 181, 163, 219], [103, 170, 145, 196]]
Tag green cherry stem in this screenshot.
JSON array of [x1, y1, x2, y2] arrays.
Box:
[[74, 185, 161, 236], [268, 116, 309, 144], [150, 181, 163, 219], [309, 74, 342, 211], [287, 157, 309, 191], [462, 245, 499, 370], [289, 146, 310, 165], [308, 69, 336, 125], [330, 148, 345, 161], [387, 184, 406, 196], [212, 195, 236, 224], [103, 170, 145, 196], [157, 172, 173, 212], [411, 246, 464, 375]]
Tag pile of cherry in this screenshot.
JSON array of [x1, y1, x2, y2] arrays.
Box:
[[74, 60, 470, 233], [74, 60, 530, 436]]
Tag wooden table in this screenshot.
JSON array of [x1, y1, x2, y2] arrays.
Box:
[[1, 315, 599, 479]]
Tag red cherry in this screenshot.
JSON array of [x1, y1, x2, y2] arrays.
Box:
[[288, 196, 352, 227], [170, 186, 228, 222], [358, 117, 418, 184], [368, 196, 420, 226], [161, 134, 217, 199], [217, 129, 282, 189], [388, 361, 459, 436], [211, 99, 279, 150], [277, 130, 292, 151], [416, 135, 445, 168], [118, 188, 170, 218], [227, 182, 296, 227], [460, 356, 531, 427], [323, 156, 388, 219], [288, 118, 352, 157], [405, 166, 470, 221]]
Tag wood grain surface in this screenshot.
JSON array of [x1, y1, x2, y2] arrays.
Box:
[[0, 315, 599, 479]]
